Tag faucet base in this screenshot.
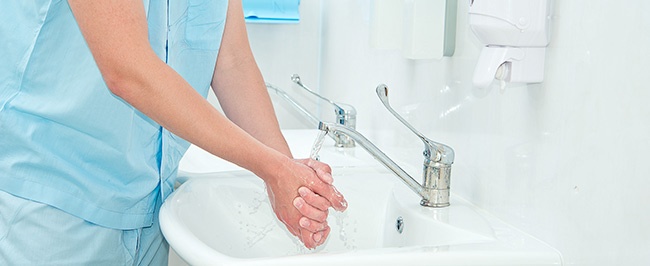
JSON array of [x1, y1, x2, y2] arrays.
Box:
[[420, 188, 450, 208], [420, 198, 450, 208], [421, 162, 452, 208]]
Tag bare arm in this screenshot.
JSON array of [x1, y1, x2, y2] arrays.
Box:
[[211, 0, 290, 156], [67, 0, 345, 248], [68, 0, 268, 174], [210, 0, 341, 246]]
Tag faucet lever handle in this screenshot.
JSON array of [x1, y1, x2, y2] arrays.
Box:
[[376, 84, 446, 162], [293, 74, 357, 148], [291, 74, 346, 114]]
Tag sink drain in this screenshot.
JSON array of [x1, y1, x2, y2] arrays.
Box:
[[396, 216, 404, 234]]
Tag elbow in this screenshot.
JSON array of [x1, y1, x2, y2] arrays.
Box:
[[98, 53, 169, 105], [103, 73, 127, 98], [101, 65, 143, 102]]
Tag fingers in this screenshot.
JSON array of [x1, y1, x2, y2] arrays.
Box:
[[293, 197, 327, 222], [300, 228, 328, 249], [267, 158, 346, 249], [308, 182, 348, 212], [304, 159, 333, 184], [296, 158, 347, 211], [318, 226, 330, 245], [300, 229, 318, 249], [298, 186, 330, 211], [299, 217, 328, 233], [276, 206, 327, 249]]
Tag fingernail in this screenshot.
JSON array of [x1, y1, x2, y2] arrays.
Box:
[[293, 198, 303, 208], [313, 232, 322, 243], [341, 200, 348, 210], [335, 197, 348, 211], [298, 187, 309, 197], [300, 218, 310, 228]]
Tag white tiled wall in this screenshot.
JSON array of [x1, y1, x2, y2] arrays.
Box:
[[247, 0, 650, 265]]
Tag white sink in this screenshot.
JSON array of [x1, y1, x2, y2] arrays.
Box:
[[160, 167, 562, 266], [177, 129, 379, 178]]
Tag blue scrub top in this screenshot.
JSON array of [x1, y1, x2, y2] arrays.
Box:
[[0, 0, 228, 229]]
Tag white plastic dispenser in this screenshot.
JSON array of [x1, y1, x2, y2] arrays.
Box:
[[469, 0, 552, 89]]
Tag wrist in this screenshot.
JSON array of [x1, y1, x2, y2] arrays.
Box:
[[253, 147, 292, 184]]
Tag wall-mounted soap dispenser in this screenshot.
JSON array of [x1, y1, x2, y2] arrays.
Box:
[[469, 0, 553, 89]]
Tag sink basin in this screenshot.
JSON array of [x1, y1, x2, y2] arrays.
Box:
[[160, 167, 562, 266], [178, 129, 380, 178]]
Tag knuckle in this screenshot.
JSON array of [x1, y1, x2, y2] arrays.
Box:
[[302, 191, 315, 201], [299, 205, 311, 216], [311, 223, 324, 232], [316, 211, 328, 222]]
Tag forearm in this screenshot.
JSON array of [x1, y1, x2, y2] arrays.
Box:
[[210, 0, 291, 158], [68, 0, 288, 179], [212, 62, 291, 157], [68, 0, 345, 250], [123, 60, 287, 178]]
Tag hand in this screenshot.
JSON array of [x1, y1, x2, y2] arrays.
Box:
[[294, 158, 347, 245], [295, 158, 334, 185], [264, 158, 347, 249]]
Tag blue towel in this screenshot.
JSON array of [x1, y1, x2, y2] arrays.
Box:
[[242, 0, 300, 23]]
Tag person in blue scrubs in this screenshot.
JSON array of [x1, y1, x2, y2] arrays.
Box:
[[0, 0, 347, 264]]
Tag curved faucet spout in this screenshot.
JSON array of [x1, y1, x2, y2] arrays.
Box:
[[266, 82, 354, 148], [318, 122, 425, 197], [291, 74, 356, 148], [318, 122, 451, 207], [266, 83, 320, 126]]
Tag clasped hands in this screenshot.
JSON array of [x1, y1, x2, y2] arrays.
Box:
[[264, 158, 347, 249]]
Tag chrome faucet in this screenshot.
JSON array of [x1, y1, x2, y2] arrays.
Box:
[[266, 83, 321, 126], [266, 78, 355, 148], [291, 74, 356, 148], [317, 84, 455, 207]]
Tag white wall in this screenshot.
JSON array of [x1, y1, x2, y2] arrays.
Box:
[[247, 0, 650, 265], [239, 0, 324, 129]]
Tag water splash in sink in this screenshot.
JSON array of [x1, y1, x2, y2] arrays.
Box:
[[333, 211, 358, 250]]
